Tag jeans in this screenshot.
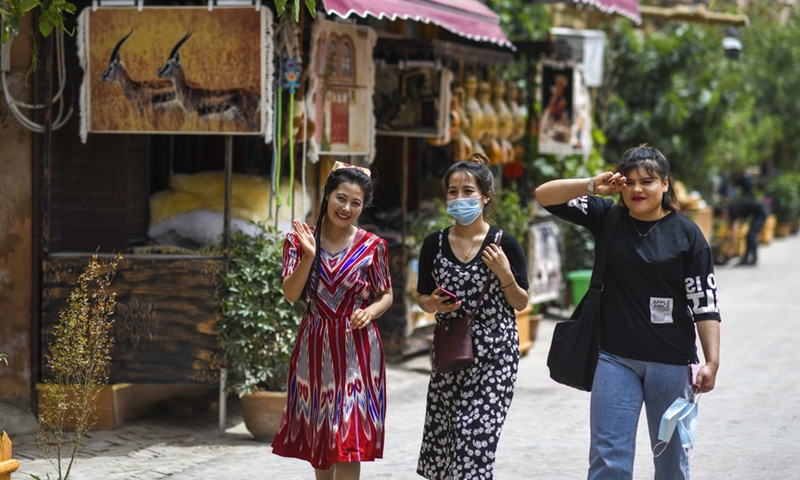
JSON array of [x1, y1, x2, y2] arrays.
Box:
[[588, 350, 692, 480]]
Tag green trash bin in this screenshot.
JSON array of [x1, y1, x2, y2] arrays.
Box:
[[566, 269, 593, 304]]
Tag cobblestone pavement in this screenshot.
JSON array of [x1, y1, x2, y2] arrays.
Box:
[[11, 233, 800, 479]]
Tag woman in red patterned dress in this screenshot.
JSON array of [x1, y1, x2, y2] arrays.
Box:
[[272, 162, 394, 480]]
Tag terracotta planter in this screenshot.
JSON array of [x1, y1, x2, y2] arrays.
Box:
[[759, 215, 776, 244], [775, 222, 792, 238], [515, 305, 533, 355], [241, 391, 286, 442]]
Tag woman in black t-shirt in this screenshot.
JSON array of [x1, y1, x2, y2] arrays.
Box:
[[535, 145, 721, 480]]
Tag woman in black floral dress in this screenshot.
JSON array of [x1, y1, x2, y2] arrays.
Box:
[[416, 153, 530, 479]]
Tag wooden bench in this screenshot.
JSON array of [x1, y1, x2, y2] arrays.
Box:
[[0, 432, 20, 480]]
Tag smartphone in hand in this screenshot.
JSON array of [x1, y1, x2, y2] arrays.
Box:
[[439, 287, 458, 304]]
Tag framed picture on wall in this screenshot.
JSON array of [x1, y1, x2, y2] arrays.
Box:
[[538, 60, 591, 156], [373, 64, 452, 139]]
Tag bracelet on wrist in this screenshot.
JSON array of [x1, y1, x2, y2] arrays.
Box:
[[501, 281, 515, 290]]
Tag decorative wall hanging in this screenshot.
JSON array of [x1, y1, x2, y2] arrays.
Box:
[[77, 6, 274, 143], [538, 61, 591, 156], [307, 18, 376, 163], [272, 18, 304, 226], [374, 63, 452, 140]]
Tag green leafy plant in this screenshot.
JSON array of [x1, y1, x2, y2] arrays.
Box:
[[36, 253, 119, 480], [491, 189, 530, 244], [408, 198, 451, 260], [1, 0, 76, 44], [765, 174, 800, 224], [273, 0, 316, 22], [217, 222, 304, 395]]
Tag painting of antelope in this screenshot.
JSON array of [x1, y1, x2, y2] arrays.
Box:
[[101, 30, 178, 115], [77, 6, 272, 138]]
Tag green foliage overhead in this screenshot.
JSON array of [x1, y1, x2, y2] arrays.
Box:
[[0, 0, 76, 43], [736, 7, 800, 173], [595, 3, 800, 197], [596, 21, 732, 194], [217, 223, 305, 395], [486, 0, 551, 42]]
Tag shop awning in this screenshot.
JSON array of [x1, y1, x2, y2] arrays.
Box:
[[579, 0, 640, 24], [322, 0, 513, 49]]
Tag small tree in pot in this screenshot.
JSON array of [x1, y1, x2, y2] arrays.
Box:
[[765, 174, 800, 236], [217, 222, 305, 441]]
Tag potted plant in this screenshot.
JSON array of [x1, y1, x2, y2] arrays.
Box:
[[490, 189, 537, 353], [35, 253, 119, 480], [217, 222, 305, 441], [491, 189, 531, 245], [765, 175, 800, 237]]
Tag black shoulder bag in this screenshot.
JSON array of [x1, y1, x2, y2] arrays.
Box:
[[547, 206, 623, 391]]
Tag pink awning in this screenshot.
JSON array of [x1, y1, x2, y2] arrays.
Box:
[[322, 0, 513, 49], [579, 0, 640, 23]]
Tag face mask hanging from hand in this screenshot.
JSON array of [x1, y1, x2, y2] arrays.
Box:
[[447, 197, 483, 226], [654, 393, 700, 457]]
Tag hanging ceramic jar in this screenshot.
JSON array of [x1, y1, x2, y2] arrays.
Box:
[[463, 75, 486, 145], [478, 80, 502, 164], [506, 81, 526, 143], [492, 79, 513, 141], [451, 87, 474, 159], [492, 79, 515, 163]]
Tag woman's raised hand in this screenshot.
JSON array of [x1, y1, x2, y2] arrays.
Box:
[[593, 171, 627, 196], [481, 243, 511, 280], [293, 220, 316, 257]]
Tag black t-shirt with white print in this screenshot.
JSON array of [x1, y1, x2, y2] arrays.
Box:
[[546, 195, 721, 365]]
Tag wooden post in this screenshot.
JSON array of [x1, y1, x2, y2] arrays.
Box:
[[223, 135, 233, 254], [0, 432, 20, 480]]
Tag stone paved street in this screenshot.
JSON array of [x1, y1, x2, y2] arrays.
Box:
[[10, 233, 800, 479]]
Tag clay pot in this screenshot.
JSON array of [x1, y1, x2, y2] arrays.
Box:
[[241, 391, 286, 442], [464, 76, 486, 143]]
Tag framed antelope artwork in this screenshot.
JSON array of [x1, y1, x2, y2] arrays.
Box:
[[77, 6, 274, 143]]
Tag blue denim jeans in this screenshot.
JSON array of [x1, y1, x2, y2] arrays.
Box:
[[588, 350, 692, 480]]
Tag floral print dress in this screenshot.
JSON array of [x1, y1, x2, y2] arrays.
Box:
[[416, 226, 528, 480]]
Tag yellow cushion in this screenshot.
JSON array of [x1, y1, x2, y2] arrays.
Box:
[[149, 190, 206, 226], [151, 171, 309, 230]]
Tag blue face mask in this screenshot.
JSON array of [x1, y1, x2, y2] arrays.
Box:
[[447, 197, 483, 225], [676, 399, 698, 449], [655, 394, 699, 456]]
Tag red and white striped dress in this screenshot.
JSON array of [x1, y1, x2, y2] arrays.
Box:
[[271, 227, 392, 470]]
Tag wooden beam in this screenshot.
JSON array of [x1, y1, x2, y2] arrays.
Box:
[[639, 5, 750, 27]]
